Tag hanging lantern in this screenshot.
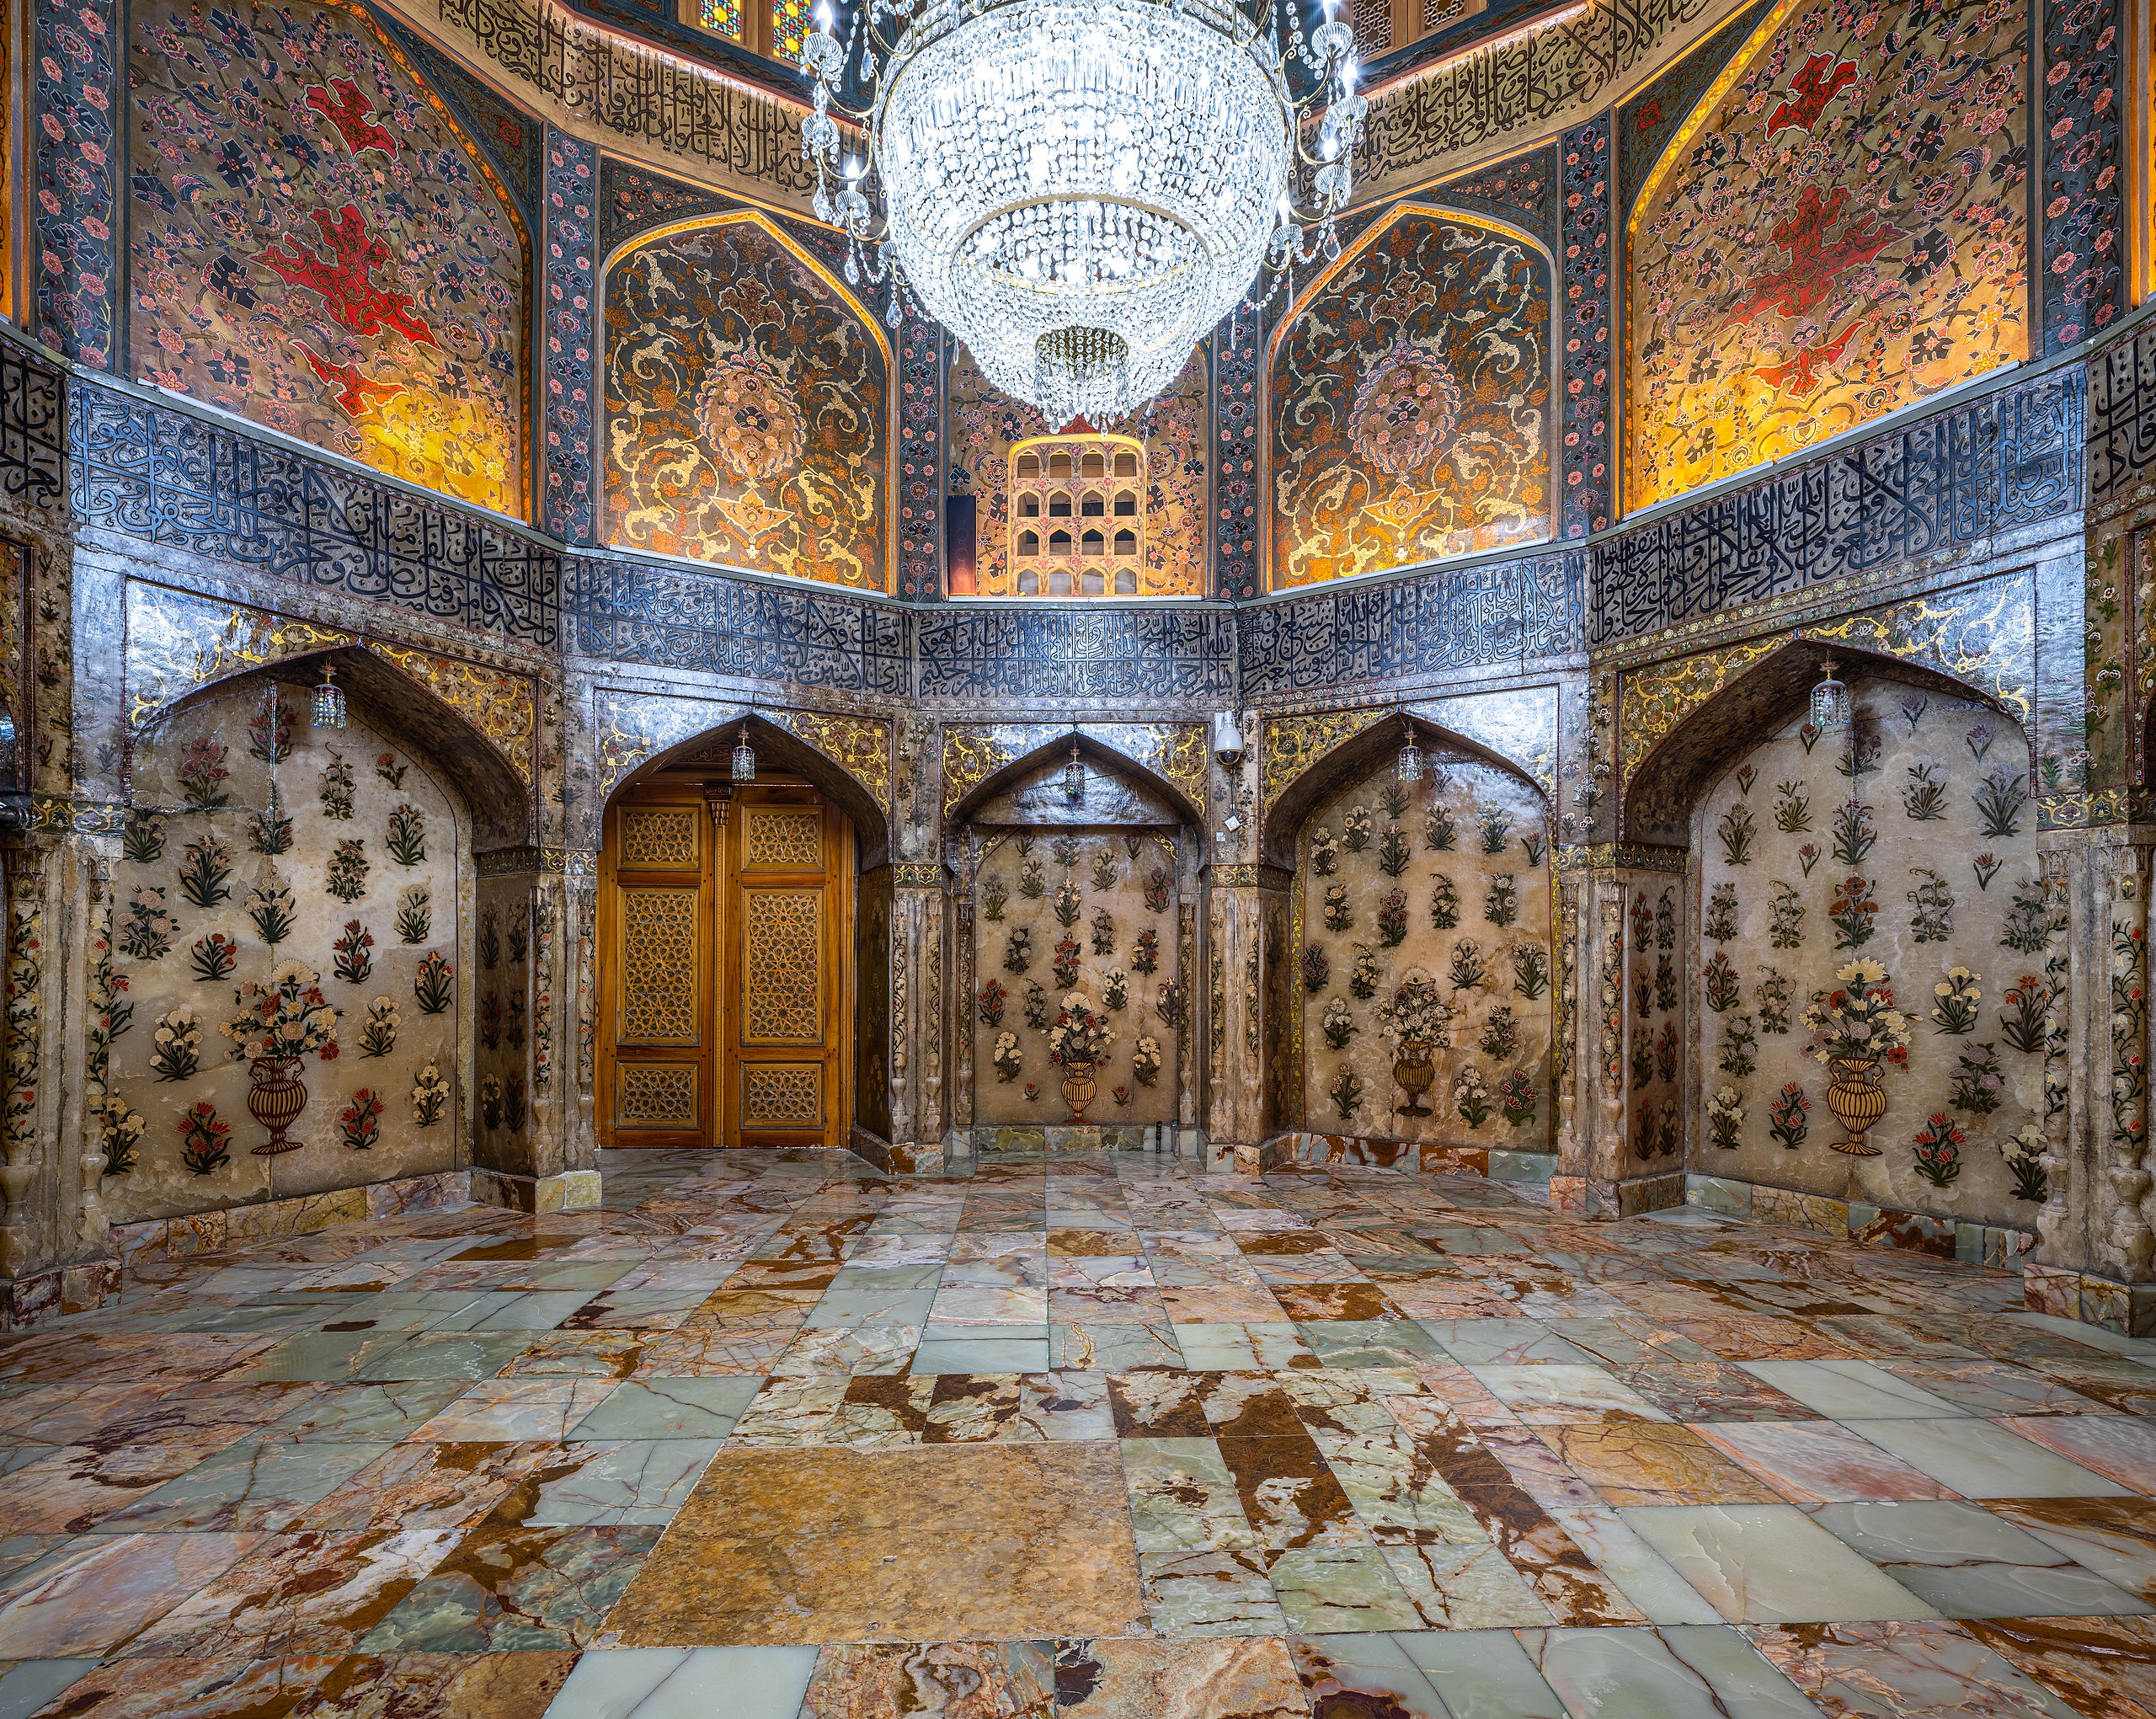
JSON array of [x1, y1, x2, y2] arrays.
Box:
[[1809, 658, 1850, 732], [1062, 742, 1086, 804], [731, 725, 756, 784], [311, 662, 346, 731], [1396, 716, 1423, 786]]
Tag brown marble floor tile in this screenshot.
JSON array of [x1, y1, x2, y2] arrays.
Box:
[[1614, 1361, 1821, 1422], [1534, 1421, 1787, 1507], [296, 1441, 564, 1532], [1052, 1636, 1307, 1718], [1961, 1615, 2156, 1719], [1271, 1283, 1403, 1321], [120, 1529, 459, 1659], [8, 1436, 237, 1534], [284, 1650, 579, 1716], [1657, 1315, 1865, 1361], [1107, 1370, 1210, 1436], [800, 1642, 1054, 1716], [603, 1444, 1145, 1645], [18, 1652, 344, 1717]]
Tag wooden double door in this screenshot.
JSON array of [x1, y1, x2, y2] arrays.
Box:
[[599, 779, 853, 1150]]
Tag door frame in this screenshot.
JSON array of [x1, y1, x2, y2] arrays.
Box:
[[597, 772, 856, 1150]]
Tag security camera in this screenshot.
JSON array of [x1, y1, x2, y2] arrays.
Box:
[[1213, 710, 1246, 769]]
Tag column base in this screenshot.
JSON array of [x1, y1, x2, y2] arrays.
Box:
[[2025, 1263, 2156, 1335], [1547, 1172, 1684, 1217], [471, 1167, 601, 1214]]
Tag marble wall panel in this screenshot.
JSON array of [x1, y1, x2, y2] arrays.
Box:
[[970, 830, 1182, 1129], [1294, 751, 1553, 1150], [1694, 676, 2041, 1225], [104, 680, 461, 1220]]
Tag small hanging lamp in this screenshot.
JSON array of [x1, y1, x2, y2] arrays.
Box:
[[1061, 741, 1086, 804], [1809, 657, 1850, 732], [311, 661, 347, 731], [731, 721, 756, 784], [1396, 713, 1423, 786]]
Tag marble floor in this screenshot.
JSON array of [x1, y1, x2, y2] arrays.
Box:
[[5, 1154, 2156, 1717]]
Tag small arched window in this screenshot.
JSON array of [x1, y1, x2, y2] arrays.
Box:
[[1018, 493, 1040, 518], [1047, 451, 1072, 478], [1049, 494, 1073, 518], [1081, 490, 1106, 517], [1049, 529, 1072, 555], [1016, 453, 1040, 481], [1081, 529, 1105, 557], [1017, 531, 1039, 558], [1113, 491, 1137, 517], [1113, 449, 1138, 478], [1113, 528, 1137, 556]]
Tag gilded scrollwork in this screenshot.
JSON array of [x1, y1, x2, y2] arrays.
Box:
[[1258, 707, 1388, 818], [1616, 574, 2036, 793], [766, 709, 894, 813], [124, 583, 354, 732], [366, 642, 538, 786]]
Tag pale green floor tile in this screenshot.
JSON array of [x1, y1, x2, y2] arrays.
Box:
[[1518, 1624, 1819, 1719], [1847, 1417, 2133, 1498], [0, 1658, 93, 1719], [1617, 1505, 1940, 1625], [543, 1646, 817, 1718]]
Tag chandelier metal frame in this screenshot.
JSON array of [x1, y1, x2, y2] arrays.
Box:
[[797, 0, 1364, 426]]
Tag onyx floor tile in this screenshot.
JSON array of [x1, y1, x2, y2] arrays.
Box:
[[1847, 1418, 2134, 1499], [1518, 1623, 1820, 1717], [1618, 1504, 1942, 1624], [1811, 1499, 2151, 1620], [1745, 1619, 2086, 1716], [3, 1653, 344, 1718], [95, 1441, 395, 1534], [566, 1377, 763, 1440], [1050, 1635, 1307, 1717]]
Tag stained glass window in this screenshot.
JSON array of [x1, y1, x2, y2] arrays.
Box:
[[700, 0, 742, 38], [772, 0, 812, 60]]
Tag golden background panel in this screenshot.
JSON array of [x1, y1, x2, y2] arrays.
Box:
[[743, 889, 821, 1042], [619, 888, 700, 1043]]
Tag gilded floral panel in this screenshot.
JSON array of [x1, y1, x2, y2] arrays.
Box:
[[603, 220, 887, 590], [1269, 211, 1552, 589], [1625, 0, 2029, 510], [128, 0, 526, 514]]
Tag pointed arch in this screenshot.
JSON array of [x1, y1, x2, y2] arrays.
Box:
[[944, 731, 1203, 832], [1622, 640, 2032, 844], [1261, 713, 1548, 869], [143, 644, 536, 847], [611, 712, 889, 870]]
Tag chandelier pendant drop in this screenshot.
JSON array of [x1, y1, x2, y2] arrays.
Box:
[[799, 0, 1363, 427], [1809, 658, 1850, 733]]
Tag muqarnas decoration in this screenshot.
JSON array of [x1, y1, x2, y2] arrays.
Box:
[[127, 0, 526, 514], [946, 345, 1208, 598], [1269, 211, 1551, 588], [603, 217, 888, 590], [1625, 0, 2029, 510]]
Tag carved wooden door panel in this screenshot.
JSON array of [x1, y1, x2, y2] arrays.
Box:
[[722, 786, 852, 1150], [599, 791, 711, 1149]]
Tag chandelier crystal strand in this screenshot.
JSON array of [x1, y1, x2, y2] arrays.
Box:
[[802, 0, 1360, 426]]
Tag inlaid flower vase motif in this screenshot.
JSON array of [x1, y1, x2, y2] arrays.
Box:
[[1393, 1040, 1435, 1117], [1060, 1059, 1097, 1122], [247, 1054, 309, 1156], [1825, 1055, 1886, 1156]]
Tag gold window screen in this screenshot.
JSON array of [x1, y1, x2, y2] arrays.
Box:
[[744, 808, 825, 870], [742, 889, 821, 1042], [618, 888, 699, 1043], [619, 806, 700, 869], [744, 1063, 822, 1124], [617, 1063, 698, 1124]]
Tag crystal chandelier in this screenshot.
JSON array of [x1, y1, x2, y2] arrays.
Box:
[[800, 0, 1363, 427]]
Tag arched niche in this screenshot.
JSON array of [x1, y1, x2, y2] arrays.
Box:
[[1624, 643, 2032, 846], [1261, 713, 1545, 873], [136, 644, 534, 852], [109, 661, 479, 1222], [615, 713, 889, 873], [601, 213, 892, 591], [1658, 645, 2045, 1225], [1283, 729, 1554, 1152], [1267, 205, 1554, 589], [955, 739, 1197, 1140]]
